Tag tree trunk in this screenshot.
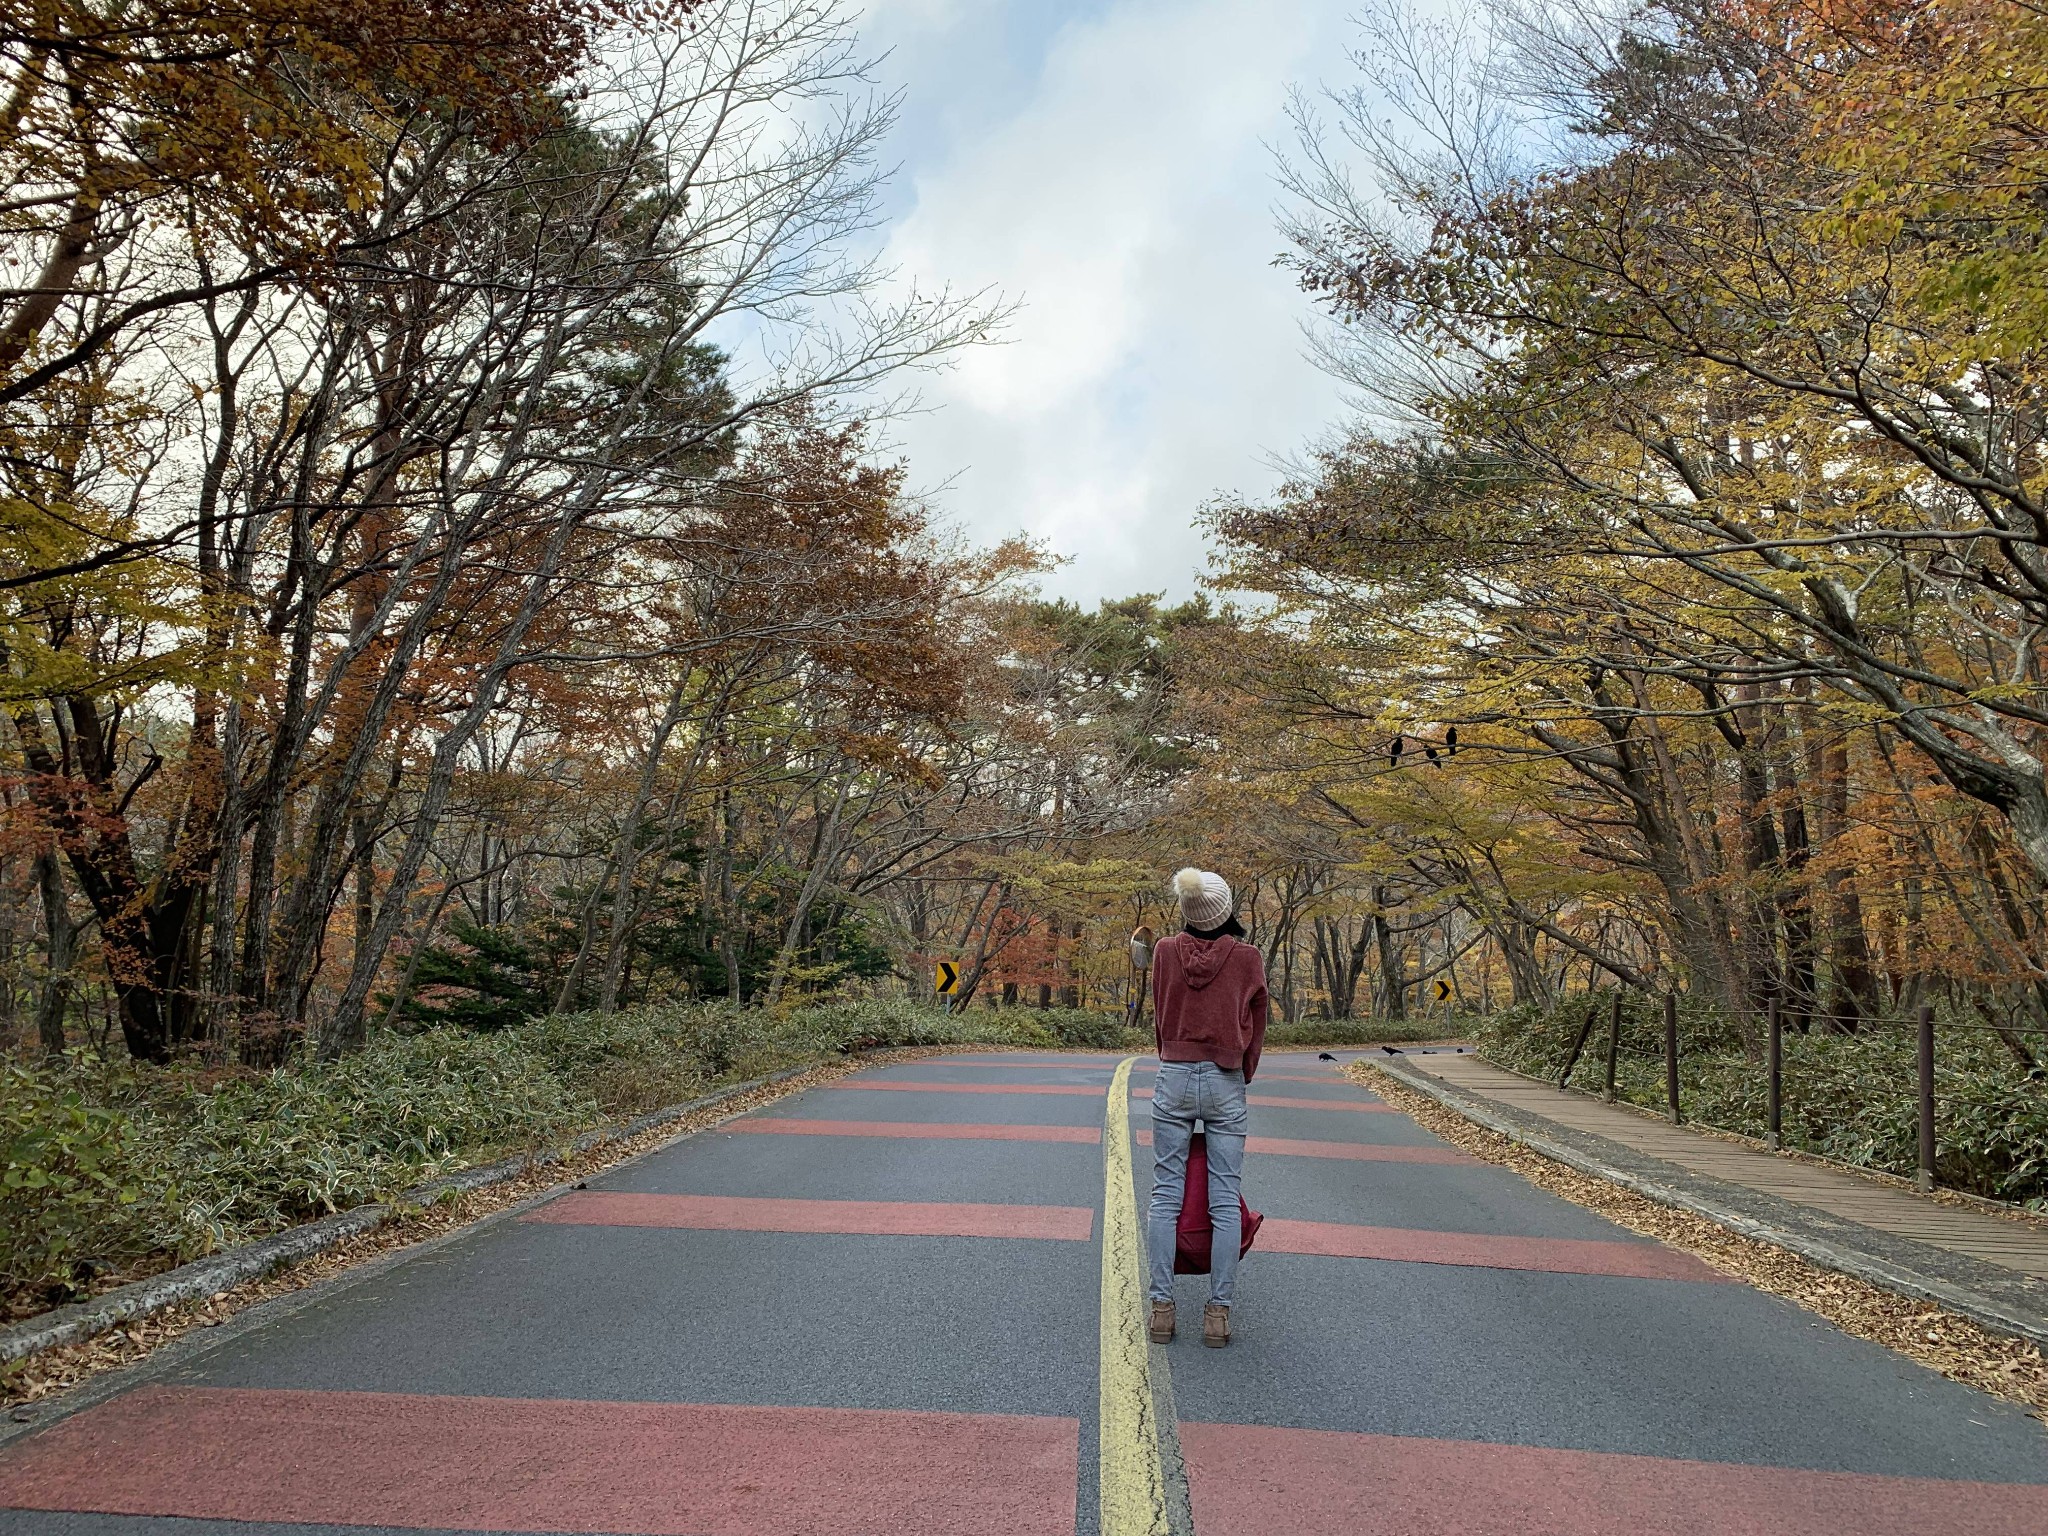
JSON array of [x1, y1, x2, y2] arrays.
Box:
[[1374, 888, 1406, 1019], [1724, 687, 1783, 1021], [1774, 692, 1819, 1029], [32, 848, 74, 1054], [762, 775, 851, 1005], [1813, 730, 1877, 1026]]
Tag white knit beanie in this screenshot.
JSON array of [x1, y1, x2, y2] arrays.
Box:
[[1173, 867, 1233, 930]]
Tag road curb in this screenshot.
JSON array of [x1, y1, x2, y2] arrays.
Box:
[[0, 1058, 830, 1367], [1372, 1056, 2048, 1351]]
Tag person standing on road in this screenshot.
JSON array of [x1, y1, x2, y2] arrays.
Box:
[[1144, 866, 1268, 1349]]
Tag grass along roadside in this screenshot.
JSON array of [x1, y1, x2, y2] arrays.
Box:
[[1351, 1062, 2048, 1419], [0, 1046, 967, 1410]]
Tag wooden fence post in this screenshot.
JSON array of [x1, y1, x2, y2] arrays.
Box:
[[1767, 998, 1782, 1151], [1663, 993, 1680, 1125], [1603, 991, 1621, 1103], [1918, 1004, 1936, 1192]]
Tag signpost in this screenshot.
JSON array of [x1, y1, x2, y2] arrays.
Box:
[[1128, 925, 1155, 1031], [935, 960, 960, 996]]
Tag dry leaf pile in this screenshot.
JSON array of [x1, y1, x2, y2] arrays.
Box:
[[1353, 1063, 2048, 1418]]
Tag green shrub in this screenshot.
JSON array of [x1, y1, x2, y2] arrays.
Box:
[[776, 996, 977, 1051], [127, 1031, 593, 1255], [0, 1061, 151, 1294], [394, 918, 555, 1032], [510, 1005, 733, 1112], [1025, 1007, 1149, 1050]]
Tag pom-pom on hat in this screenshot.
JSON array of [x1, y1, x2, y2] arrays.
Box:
[[1173, 867, 1233, 930]]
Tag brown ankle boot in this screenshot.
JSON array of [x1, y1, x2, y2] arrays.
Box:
[[1203, 1303, 1230, 1348], [1149, 1301, 1176, 1344]]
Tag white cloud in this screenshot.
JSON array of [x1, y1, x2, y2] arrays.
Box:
[[865, 0, 1355, 603]]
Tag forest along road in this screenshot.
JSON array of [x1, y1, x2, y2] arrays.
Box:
[[0, 1051, 2045, 1535]]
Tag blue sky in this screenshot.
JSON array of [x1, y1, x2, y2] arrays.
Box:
[[855, 0, 1363, 605]]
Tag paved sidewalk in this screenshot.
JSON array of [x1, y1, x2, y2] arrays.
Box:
[[1381, 1049, 2048, 1346]]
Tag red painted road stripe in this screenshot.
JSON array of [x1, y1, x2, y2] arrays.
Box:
[[1248, 1135, 1473, 1165], [1258, 1073, 1360, 1084], [1178, 1423, 2048, 1535], [835, 1089, 1392, 1114], [872, 1073, 1114, 1089], [837, 1080, 1103, 1097], [1257, 1218, 1724, 1282], [728, 1117, 1101, 1144], [1252, 1093, 1394, 1112], [526, 1191, 1092, 1241], [913, 1058, 1118, 1069], [1132, 1088, 1396, 1113], [1134, 1129, 1477, 1165], [0, 1386, 1079, 1536]]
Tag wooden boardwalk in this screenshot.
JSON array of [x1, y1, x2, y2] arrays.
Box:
[[1406, 1053, 2048, 1282]]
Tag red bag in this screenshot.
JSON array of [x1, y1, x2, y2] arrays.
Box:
[[1173, 1132, 1264, 1274]]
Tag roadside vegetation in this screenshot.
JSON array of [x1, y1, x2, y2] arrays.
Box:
[[1478, 997, 2048, 1210]]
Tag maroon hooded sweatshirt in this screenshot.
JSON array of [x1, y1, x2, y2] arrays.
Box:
[[1152, 933, 1270, 1084]]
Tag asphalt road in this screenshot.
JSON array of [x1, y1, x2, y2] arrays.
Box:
[[2, 1049, 2045, 1534]]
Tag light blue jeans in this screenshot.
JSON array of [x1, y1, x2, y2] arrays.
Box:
[[1146, 1060, 1249, 1307]]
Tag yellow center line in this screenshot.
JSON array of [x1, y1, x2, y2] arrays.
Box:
[[1099, 1055, 1172, 1535]]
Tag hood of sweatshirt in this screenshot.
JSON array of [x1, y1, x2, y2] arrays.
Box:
[[1179, 934, 1237, 990]]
